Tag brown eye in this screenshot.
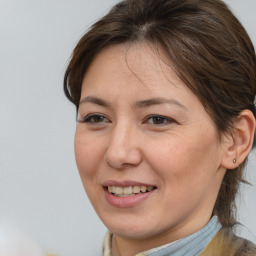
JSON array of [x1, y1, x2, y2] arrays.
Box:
[[145, 115, 174, 126], [81, 114, 109, 124], [152, 116, 166, 124], [91, 115, 105, 123]]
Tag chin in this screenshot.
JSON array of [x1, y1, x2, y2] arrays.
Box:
[[101, 214, 159, 239], [111, 226, 153, 239]]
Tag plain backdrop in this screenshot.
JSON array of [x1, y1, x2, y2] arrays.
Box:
[[0, 0, 255, 255]]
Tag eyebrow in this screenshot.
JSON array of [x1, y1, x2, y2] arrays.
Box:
[[79, 96, 187, 110], [133, 97, 187, 110], [79, 96, 110, 107]]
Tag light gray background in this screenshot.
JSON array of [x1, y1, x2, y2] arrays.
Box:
[[0, 0, 255, 255]]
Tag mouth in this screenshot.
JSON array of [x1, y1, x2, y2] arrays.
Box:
[[105, 185, 157, 197], [103, 181, 157, 207]]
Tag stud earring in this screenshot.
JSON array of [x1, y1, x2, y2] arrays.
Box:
[[233, 159, 237, 164]]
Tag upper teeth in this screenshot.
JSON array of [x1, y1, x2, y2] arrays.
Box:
[[108, 186, 154, 195]]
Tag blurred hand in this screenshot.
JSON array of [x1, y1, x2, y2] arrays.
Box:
[[0, 227, 45, 256]]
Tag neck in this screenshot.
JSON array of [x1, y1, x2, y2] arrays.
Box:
[[112, 214, 213, 256]]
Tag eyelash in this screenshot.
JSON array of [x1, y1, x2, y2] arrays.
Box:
[[79, 114, 110, 124], [78, 114, 175, 126], [144, 115, 175, 126]]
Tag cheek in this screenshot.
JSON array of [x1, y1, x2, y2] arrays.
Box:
[[144, 133, 220, 189], [74, 130, 104, 179]]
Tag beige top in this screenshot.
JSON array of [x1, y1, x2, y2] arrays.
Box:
[[102, 232, 178, 256], [103, 228, 256, 256]]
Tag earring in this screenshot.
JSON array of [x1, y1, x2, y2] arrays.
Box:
[[233, 159, 237, 164]]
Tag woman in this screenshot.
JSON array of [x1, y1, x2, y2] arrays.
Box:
[[64, 0, 256, 255]]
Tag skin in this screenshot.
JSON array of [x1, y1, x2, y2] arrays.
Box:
[[75, 43, 230, 256]]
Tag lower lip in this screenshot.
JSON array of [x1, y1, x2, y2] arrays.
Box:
[[104, 188, 156, 208]]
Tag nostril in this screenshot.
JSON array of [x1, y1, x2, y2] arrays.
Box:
[[104, 150, 143, 169], [104, 156, 124, 169]]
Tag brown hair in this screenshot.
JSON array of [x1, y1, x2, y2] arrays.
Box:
[[64, 0, 256, 228]]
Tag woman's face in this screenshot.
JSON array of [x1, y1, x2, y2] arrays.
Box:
[[75, 43, 227, 242]]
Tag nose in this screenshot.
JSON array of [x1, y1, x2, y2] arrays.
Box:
[[104, 123, 142, 169]]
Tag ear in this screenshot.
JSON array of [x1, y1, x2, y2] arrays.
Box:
[[221, 110, 256, 170]]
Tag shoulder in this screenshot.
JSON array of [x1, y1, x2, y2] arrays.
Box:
[[200, 228, 256, 256]]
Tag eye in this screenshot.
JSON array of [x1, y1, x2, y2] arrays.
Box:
[[79, 114, 110, 124], [145, 115, 175, 125]]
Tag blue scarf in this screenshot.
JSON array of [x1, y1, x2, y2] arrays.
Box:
[[102, 216, 222, 256]]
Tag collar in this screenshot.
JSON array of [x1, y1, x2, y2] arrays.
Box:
[[102, 216, 222, 256]]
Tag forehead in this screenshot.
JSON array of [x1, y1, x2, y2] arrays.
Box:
[[81, 42, 193, 98]]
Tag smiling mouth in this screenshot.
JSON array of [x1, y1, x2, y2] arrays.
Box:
[[106, 185, 157, 197]]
